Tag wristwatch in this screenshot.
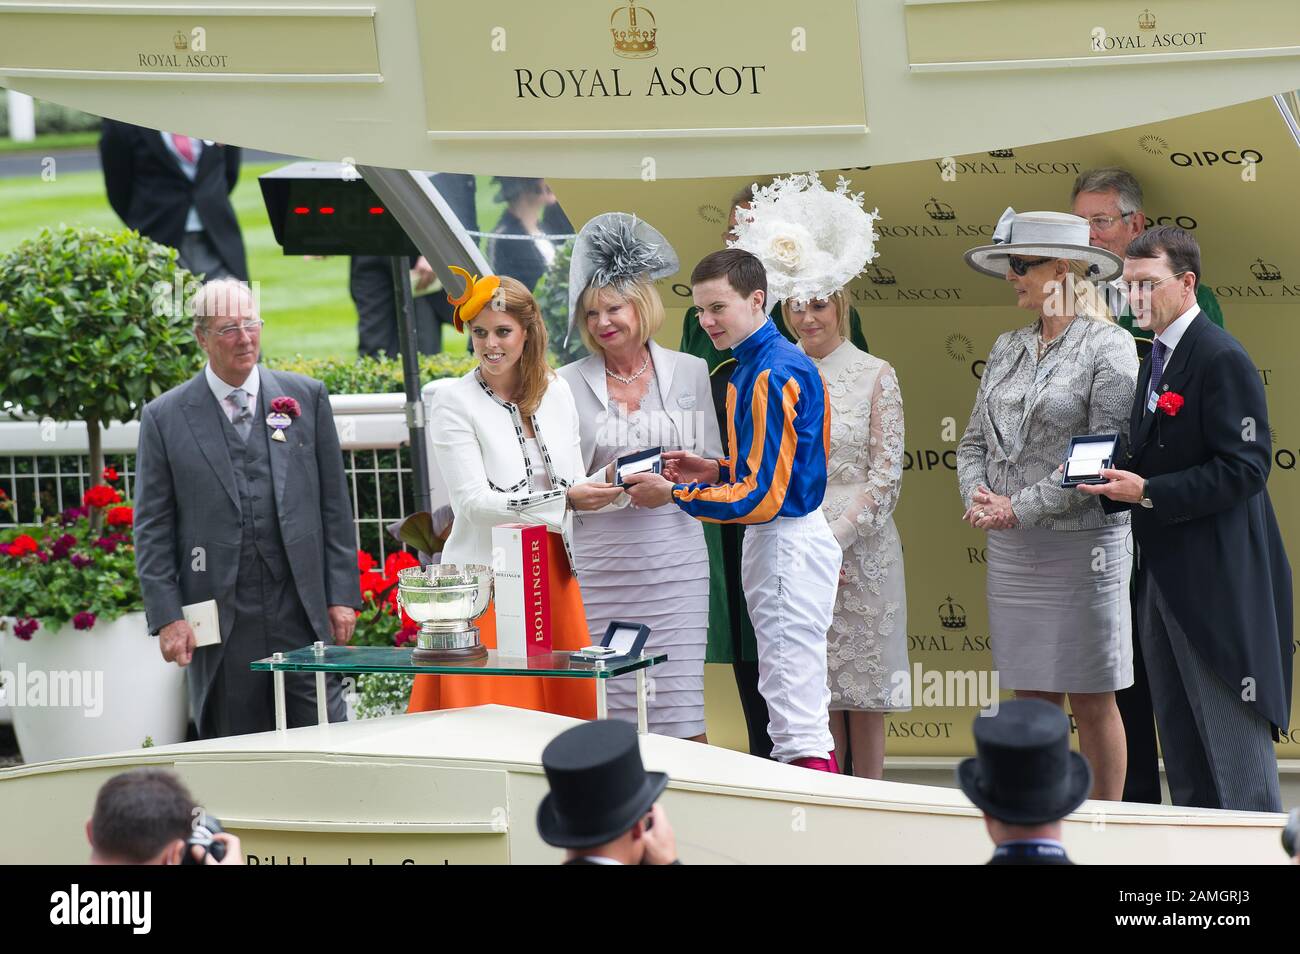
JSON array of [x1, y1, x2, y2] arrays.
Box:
[[1139, 479, 1153, 509]]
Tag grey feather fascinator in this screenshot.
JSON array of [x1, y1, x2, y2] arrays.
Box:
[[567, 212, 679, 344]]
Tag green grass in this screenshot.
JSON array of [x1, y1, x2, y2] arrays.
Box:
[[0, 131, 100, 154], [0, 161, 509, 359]]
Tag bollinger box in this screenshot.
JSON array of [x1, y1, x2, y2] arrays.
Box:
[[491, 524, 552, 657]]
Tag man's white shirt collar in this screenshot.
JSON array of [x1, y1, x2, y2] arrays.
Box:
[[205, 363, 260, 407], [1153, 302, 1200, 355]]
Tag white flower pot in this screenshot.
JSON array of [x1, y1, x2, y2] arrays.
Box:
[[0, 612, 187, 764]]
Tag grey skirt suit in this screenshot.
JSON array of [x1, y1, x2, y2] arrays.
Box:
[[957, 317, 1139, 693]]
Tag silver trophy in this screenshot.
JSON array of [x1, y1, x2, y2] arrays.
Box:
[[397, 563, 493, 662]]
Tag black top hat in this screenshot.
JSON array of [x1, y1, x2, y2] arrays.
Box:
[[957, 699, 1093, 826], [537, 720, 669, 850]]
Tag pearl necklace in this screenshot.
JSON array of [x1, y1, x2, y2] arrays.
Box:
[[605, 351, 650, 385]]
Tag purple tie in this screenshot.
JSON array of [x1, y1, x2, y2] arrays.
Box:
[[1148, 339, 1168, 411]]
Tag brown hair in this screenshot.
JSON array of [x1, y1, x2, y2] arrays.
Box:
[[691, 248, 767, 309], [781, 288, 852, 341], [472, 275, 552, 418], [1125, 225, 1202, 289], [90, 769, 195, 863], [576, 278, 665, 356]]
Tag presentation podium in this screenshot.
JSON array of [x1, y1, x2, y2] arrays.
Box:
[[252, 644, 667, 733]]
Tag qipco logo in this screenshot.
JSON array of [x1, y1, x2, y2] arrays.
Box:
[[1148, 214, 1199, 230], [1169, 149, 1263, 168]]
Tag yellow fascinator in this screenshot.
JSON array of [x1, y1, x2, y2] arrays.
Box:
[[446, 266, 502, 332]]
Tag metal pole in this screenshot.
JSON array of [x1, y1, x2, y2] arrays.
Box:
[[391, 256, 432, 514]]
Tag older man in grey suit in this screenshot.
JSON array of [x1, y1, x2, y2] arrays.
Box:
[[134, 280, 360, 738]]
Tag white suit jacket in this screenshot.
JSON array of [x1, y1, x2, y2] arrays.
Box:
[[427, 369, 622, 567], [557, 340, 724, 473]]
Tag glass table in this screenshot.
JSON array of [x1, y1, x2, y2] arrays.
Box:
[[251, 643, 668, 733]]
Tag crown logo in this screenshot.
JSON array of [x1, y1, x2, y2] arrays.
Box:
[[866, 265, 896, 285], [1251, 258, 1282, 281], [925, 197, 956, 221], [173, 30, 189, 50], [938, 595, 967, 630], [987, 148, 1015, 158], [1138, 8, 1156, 30], [611, 4, 658, 59]]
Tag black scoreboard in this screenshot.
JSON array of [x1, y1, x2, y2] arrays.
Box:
[[258, 162, 420, 257]]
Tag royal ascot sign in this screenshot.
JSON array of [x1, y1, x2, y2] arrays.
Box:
[[416, 1, 867, 140], [903, 0, 1300, 71], [0, 5, 380, 81]]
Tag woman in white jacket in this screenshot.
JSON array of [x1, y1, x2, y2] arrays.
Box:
[[408, 273, 623, 716]]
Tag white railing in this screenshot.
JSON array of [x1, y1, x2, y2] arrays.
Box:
[[0, 392, 436, 563]]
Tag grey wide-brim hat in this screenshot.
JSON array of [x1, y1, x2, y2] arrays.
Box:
[[964, 207, 1122, 281], [566, 212, 679, 345]]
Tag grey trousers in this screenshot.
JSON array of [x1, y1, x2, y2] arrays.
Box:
[[198, 551, 346, 739], [1139, 570, 1282, 812]]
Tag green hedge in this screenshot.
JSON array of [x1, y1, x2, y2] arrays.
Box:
[[264, 352, 476, 395]]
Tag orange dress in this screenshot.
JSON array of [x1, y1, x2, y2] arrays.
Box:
[[406, 529, 596, 718]]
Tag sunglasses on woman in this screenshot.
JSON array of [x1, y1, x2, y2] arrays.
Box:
[[1007, 255, 1054, 276]]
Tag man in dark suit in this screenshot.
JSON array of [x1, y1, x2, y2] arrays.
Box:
[[958, 700, 1091, 865], [99, 119, 248, 282], [134, 280, 361, 739], [537, 720, 680, 865], [1073, 168, 1228, 804], [1081, 226, 1292, 812]]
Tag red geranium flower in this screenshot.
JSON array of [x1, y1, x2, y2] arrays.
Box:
[[13, 617, 39, 640], [357, 550, 377, 574], [5, 534, 38, 557], [270, 396, 301, 418], [83, 484, 122, 509], [106, 506, 134, 528], [359, 569, 389, 602], [102, 466, 119, 483], [73, 611, 97, 631], [383, 551, 419, 579], [1156, 392, 1184, 417]]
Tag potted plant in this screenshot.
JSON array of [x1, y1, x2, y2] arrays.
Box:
[[0, 226, 200, 762], [0, 472, 186, 762], [0, 226, 202, 526]]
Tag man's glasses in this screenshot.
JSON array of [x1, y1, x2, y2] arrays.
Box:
[[1126, 272, 1187, 297], [1008, 256, 1054, 276], [206, 319, 265, 338], [1086, 212, 1135, 231]]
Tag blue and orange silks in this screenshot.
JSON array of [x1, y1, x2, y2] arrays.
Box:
[[672, 319, 831, 524]]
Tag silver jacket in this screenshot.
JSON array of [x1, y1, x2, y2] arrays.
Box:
[[957, 316, 1138, 530]]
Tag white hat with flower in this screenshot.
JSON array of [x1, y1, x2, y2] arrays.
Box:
[[727, 172, 881, 308]]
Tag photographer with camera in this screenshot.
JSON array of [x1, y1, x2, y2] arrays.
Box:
[[87, 768, 242, 865]]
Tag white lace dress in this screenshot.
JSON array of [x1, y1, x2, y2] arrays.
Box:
[[803, 339, 911, 712]]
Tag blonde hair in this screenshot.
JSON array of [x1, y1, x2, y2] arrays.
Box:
[[1066, 260, 1116, 323], [470, 275, 552, 419], [575, 278, 665, 356], [781, 288, 852, 341]]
